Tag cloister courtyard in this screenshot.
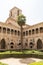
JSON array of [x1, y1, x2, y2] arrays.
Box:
[[0, 4, 43, 65]]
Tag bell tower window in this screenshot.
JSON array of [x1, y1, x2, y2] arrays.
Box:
[[11, 11, 12, 16], [17, 10, 19, 16]]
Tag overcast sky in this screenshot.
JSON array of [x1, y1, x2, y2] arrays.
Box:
[[0, 0, 43, 25]]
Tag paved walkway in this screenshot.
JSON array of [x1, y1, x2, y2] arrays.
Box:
[[0, 58, 27, 65], [0, 58, 42, 65]]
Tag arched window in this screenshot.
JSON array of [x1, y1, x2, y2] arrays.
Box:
[[10, 42, 14, 45], [37, 39, 42, 49], [29, 42, 33, 49], [17, 10, 19, 16], [18, 31, 20, 36], [30, 42, 33, 45], [26, 31, 28, 36], [23, 32, 25, 36], [7, 28, 10, 34], [40, 27, 43, 33], [30, 46, 33, 48], [36, 28, 38, 34], [18, 43, 21, 45], [11, 29, 14, 34], [11, 46, 13, 48], [3, 27, 6, 33], [10, 42, 14, 49], [14, 30, 17, 35], [29, 30, 31, 35], [32, 29, 35, 34], [11, 11, 12, 16]]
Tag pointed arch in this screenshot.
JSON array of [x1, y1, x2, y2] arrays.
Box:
[[1, 39, 6, 49], [37, 39, 42, 49]]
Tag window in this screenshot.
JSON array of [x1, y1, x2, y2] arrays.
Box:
[[11, 46, 13, 48], [0, 27, 1, 32], [18, 43, 21, 45], [23, 32, 25, 36], [30, 42, 33, 45], [7, 28, 10, 34], [17, 10, 19, 16], [18, 31, 20, 36], [30, 46, 32, 48], [29, 30, 31, 35], [3, 27, 6, 33], [11, 29, 14, 34], [10, 42, 14, 45], [11, 11, 12, 16], [40, 27, 43, 33], [32, 29, 34, 34], [36, 28, 38, 34], [29, 42, 33, 48], [26, 31, 28, 36], [14, 30, 17, 35]]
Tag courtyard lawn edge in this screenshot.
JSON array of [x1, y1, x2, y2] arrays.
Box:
[[28, 61, 43, 65]]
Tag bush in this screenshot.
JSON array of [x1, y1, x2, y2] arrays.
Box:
[[0, 53, 43, 59], [0, 50, 43, 59]]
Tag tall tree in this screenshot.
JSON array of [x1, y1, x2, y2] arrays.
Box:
[[17, 14, 26, 50]]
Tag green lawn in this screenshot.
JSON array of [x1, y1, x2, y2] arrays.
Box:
[[0, 50, 42, 54], [29, 61, 43, 65], [0, 62, 8, 65]]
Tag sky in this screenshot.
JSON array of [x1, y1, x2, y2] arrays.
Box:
[[0, 0, 43, 25]]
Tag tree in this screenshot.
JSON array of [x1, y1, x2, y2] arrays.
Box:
[[17, 14, 26, 50]]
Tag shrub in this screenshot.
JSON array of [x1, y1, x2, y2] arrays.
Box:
[[0, 50, 43, 59]]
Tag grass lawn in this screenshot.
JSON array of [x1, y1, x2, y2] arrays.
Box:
[[29, 61, 43, 65], [0, 50, 43, 59], [0, 62, 8, 65]]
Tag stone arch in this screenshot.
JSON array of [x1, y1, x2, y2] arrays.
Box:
[[1, 39, 6, 49], [37, 39, 42, 49]]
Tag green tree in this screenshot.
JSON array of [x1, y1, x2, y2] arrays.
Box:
[[17, 14, 26, 50]]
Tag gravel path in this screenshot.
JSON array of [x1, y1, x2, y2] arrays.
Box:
[[0, 58, 42, 65], [0, 58, 27, 65]]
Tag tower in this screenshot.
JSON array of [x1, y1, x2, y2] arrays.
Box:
[[9, 7, 22, 21], [6, 7, 22, 26]]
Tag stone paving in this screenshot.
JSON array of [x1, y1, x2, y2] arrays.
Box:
[[0, 58, 42, 65]]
